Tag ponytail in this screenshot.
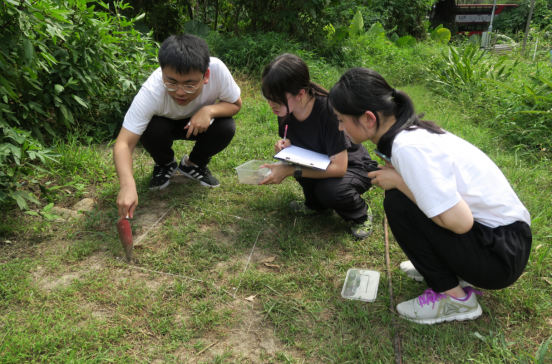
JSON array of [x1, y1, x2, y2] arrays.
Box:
[[309, 81, 329, 98], [328, 68, 443, 157]]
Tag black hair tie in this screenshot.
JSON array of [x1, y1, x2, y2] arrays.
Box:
[[392, 88, 397, 98]]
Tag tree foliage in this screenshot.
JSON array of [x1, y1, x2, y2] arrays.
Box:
[[119, 0, 434, 42], [494, 0, 552, 34], [0, 0, 157, 142], [118, 0, 331, 42]]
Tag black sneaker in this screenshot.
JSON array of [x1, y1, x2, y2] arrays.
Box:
[[149, 160, 178, 191], [178, 155, 220, 188]]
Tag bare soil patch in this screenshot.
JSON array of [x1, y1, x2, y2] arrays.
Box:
[[173, 298, 303, 363], [33, 253, 105, 291]]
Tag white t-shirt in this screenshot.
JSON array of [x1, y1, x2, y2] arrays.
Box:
[[391, 128, 530, 228], [122, 57, 241, 136]]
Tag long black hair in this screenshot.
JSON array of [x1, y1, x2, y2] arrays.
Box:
[[328, 68, 444, 157], [262, 53, 328, 121]]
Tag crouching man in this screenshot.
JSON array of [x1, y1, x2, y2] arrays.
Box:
[[114, 34, 242, 218]]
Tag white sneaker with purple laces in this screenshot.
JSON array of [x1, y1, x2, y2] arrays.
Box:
[[396, 286, 483, 325]]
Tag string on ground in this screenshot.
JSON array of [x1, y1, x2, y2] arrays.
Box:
[[233, 230, 263, 299]]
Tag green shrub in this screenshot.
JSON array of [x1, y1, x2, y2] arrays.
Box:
[[487, 76, 552, 151], [338, 33, 441, 85], [0, 0, 157, 142], [207, 32, 311, 75], [428, 43, 519, 93], [0, 126, 59, 210]]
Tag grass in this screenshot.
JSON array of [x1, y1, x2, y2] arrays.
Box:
[[0, 68, 551, 363]]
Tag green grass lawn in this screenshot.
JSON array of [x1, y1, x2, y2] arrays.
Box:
[[0, 80, 550, 363]]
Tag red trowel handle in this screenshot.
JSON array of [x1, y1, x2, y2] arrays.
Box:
[[117, 217, 133, 262]]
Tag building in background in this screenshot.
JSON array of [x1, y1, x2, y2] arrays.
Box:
[[455, 4, 518, 35]]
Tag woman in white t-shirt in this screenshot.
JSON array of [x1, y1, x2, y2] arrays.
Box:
[[329, 68, 532, 325]]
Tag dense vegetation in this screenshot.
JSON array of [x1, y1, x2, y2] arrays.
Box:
[[1, 0, 551, 213]]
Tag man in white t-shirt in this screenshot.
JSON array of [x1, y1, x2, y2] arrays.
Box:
[[114, 34, 242, 218]]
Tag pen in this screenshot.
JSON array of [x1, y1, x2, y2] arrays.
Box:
[[283, 124, 288, 142]]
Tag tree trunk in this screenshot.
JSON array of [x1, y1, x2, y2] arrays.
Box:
[[183, 0, 193, 20], [234, 4, 242, 36], [214, 0, 219, 31]]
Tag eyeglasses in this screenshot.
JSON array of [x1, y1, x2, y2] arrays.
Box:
[[163, 75, 203, 93]]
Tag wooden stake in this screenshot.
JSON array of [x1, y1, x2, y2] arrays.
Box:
[[522, 0, 537, 56], [384, 216, 402, 364]]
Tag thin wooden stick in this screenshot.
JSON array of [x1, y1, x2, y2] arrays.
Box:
[[196, 341, 218, 356], [384, 215, 402, 364]]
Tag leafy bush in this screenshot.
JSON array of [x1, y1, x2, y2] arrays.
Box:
[[370, 0, 434, 38], [487, 76, 552, 151], [338, 32, 441, 85], [0, 0, 157, 142], [430, 25, 452, 44], [428, 43, 519, 93], [0, 126, 59, 210], [207, 32, 310, 74]]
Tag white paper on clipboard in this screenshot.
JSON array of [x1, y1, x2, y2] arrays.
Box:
[[274, 145, 331, 171]]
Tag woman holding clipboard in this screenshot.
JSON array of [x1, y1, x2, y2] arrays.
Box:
[[259, 54, 378, 240], [328, 67, 532, 324]]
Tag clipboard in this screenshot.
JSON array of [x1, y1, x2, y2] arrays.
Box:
[[273, 145, 331, 171]]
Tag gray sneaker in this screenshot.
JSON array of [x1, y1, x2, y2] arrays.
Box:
[[399, 260, 473, 288], [350, 206, 374, 239], [396, 287, 483, 325]]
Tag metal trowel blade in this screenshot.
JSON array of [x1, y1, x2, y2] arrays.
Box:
[[117, 218, 133, 263]]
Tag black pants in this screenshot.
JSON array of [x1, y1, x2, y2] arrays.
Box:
[[140, 116, 236, 166], [296, 165, 372, 223], [384, 189, 532, 292]]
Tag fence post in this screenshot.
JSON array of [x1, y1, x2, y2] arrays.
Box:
[[533, 38, 538, 62], [522, 0, 537, 56]]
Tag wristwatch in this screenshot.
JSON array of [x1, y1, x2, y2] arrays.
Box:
[[294, 165, 302, 178]]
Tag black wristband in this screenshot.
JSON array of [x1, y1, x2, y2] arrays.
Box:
[[293, 165, 302, 178]]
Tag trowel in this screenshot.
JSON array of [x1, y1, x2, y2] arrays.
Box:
[[117, 215, 133, 263]]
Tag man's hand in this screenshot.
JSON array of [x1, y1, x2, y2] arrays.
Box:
[[185, 106, 213, 138], [259, 163, 294, 185], [117, 185, 138, 219], [274, 138, 291, 153]]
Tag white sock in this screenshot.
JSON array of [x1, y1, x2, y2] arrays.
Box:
[[185, 156, 196, 167]]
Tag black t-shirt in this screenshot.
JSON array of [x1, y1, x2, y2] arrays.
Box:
[[277, 96, 374, 168]]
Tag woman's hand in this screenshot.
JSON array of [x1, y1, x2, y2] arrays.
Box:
[[274, 139, 291, 153], [367, 164, 404, 190], [259, 163, 294, 185]]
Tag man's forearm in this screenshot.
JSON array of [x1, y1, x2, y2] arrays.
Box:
[[204, 100, 241, 119]]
